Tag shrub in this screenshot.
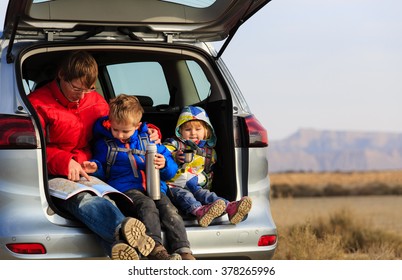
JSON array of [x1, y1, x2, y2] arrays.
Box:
[[272, 209, 402, 260]]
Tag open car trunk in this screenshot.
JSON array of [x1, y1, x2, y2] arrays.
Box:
[[21, 43, 238, 224]]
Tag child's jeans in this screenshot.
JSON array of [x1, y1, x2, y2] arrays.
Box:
[[123, 189, 191, 253], [169, 186, 229, 215]]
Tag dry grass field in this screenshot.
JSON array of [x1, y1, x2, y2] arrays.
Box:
[[270, 170, 402, 197], [269, 170, 402, 259], [270, 170, 402, 189], [271, 196, 402, 235]]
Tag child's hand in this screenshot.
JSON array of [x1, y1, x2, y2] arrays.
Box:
[[175, 150, 185, 163], [148, 127, 161, 144], [154, 153, 166, 169], [81, 161, 98, 173]]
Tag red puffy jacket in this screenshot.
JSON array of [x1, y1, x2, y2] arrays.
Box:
[[28, 80, 109, 177]]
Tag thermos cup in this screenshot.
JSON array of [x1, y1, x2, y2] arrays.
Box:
[[183, 149, 194, 163], [146, 143, 161, 200]]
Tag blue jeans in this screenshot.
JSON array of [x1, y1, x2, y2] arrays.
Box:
[[169, 186, 229, 215], [123, 189, 191, 254], [56, 192, 125, 256]]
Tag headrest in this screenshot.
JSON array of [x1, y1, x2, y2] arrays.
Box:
[[136, 95, 154, 107]]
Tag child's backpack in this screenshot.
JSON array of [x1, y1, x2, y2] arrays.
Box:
[[104, 133, 150, 179], [174, 140, 213, 173]]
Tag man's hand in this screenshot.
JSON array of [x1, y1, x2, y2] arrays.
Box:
[[68, 159, 90, 181]]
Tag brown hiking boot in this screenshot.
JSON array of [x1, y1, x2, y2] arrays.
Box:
[[148, 245, 182, 260], [179, 252, 196, 260], [111, 241, 140, 260], [226, 196, 252, 225], [120, 217, 155, 256], [194, 199, 226, 227]]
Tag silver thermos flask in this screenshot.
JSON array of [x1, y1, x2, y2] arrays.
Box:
[[146, 143, 161, 200]]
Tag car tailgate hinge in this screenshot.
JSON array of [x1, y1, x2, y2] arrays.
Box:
[[164, 32, 180, 43], [44, 29, 62, 42]]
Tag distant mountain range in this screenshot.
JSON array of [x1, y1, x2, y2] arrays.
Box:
[[268, 129, 402, 172]]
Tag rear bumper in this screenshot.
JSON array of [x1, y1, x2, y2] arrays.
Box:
[[181, 213, 277, 260]]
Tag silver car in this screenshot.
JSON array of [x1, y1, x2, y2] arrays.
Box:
[[0, 0, 277, 259]]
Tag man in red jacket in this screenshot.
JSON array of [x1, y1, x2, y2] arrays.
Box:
[[28, 50, 157, 260]]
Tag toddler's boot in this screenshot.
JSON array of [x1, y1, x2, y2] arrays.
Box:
[[226, 196, 252, 225], [194, 199, 226, 227]]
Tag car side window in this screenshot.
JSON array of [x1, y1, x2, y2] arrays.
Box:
[[107, 62, 170, 106]]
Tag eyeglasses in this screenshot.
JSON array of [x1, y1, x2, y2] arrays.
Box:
[[66, 80, 96, 93]]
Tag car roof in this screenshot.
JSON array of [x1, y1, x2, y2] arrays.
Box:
[[2, 0, 270, 44]]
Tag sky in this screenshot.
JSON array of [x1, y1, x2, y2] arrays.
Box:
[[1, 0, 401, 140], [220, 0, 402, 140]]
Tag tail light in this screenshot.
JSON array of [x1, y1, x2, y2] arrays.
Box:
[[0, 114, 37, 149], [258, 235, 277, 246], [6, 243, 47, 254], [245, 115, 268, 147], [235, 115, 268, 148]]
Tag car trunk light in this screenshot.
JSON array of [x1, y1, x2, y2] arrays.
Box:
[[6, 243, 47, 254], [258, 235, 277, 246], [0, 114, 37, 149], [244, 115, 268, 147]]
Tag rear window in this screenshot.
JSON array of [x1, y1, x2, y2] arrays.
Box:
[[21, 50, 213, 109], [107, 62, 170, 106], [107, 60, 211, 106]]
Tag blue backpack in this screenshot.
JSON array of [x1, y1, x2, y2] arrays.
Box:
[[104, 133, 150, 179]]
